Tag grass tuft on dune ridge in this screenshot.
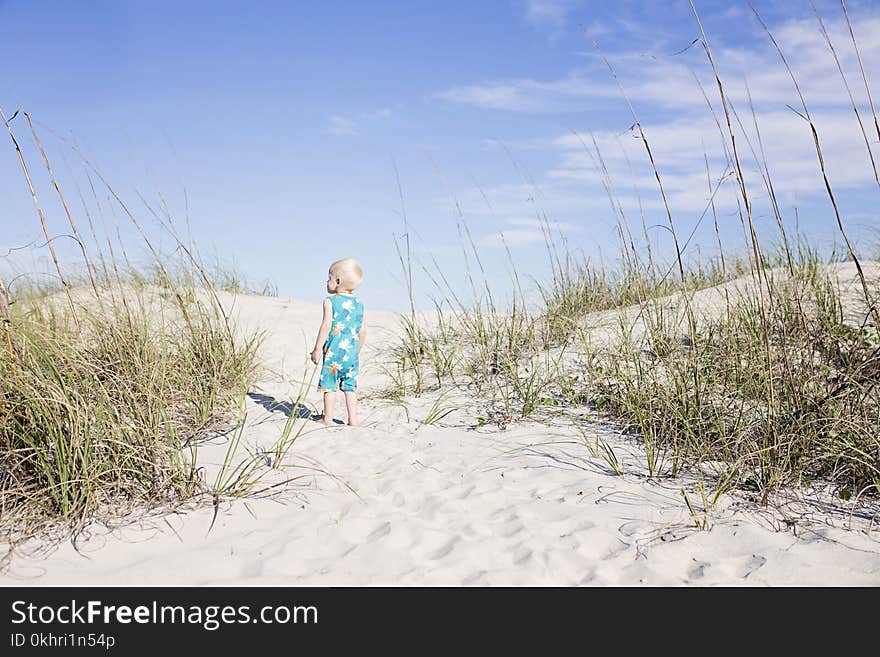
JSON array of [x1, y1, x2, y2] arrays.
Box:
[[0, 107, 265, 559]]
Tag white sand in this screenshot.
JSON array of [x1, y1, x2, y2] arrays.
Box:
[[2, 275, 879, 586]]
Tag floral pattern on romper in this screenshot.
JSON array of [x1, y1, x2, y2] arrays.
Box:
[[318, 293, 364, 392]]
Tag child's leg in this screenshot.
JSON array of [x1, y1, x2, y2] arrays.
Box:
[[322, 391, 335, 426], [343, 391, 358, 426]]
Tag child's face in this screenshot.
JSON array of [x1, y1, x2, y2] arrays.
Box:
[[326, 268, 340, 293]]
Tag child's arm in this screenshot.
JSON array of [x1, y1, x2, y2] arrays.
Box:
[[358, 312, 366, 354], [310, 299, 333, 364]]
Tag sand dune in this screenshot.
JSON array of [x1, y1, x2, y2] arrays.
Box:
[[2, 274, 879, 586]]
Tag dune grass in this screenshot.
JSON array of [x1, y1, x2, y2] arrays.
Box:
[[586, 255, 879, 501], [0, 108, 271, 559], [387, 237, 879, 505], [385, 2, 880, 505], [0, 283, 260, 526]]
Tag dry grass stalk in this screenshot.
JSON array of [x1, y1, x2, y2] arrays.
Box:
[[0, 106, 80, 329]]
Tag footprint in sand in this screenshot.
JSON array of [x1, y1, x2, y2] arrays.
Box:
[[392, 492, 406, 508], [460, 523, 479, 538], [488, 507, 514, 521], [428, 537, 458, 560], [737, 554, 767, 580], [578, 569, 597, 584], [457, 484, 477, 500], [603, 539, 630, 560], [366, 521, 392, 542], [499, 520, 525, 538], [418, 496, 442, 521], [461, 570, 488, 585], [512, 545, 533, 565], [686, 559, 709, 581]]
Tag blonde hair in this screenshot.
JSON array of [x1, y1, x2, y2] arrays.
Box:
[[330, 258, 363, 291]]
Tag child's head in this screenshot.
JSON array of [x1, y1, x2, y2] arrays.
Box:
[[326, 258, 363, 293]]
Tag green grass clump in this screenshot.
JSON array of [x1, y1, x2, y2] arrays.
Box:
[[587, 258, 880, 500], [0, 283, 260, 542], [384, 301, 563, 426]]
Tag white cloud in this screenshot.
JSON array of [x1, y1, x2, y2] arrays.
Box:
[[526, 0, 574, 28], [478, 216, 578, 248], [437, 75, 616, 112], [437, 82, 550, 112], [360, 108, 392, 120], [441, 10, 880, 227], [425, 10, 880, 264], [550, 105, 879, 213], [328, 109, 391, 136], [328, 115, 357, 136], [438, 14, 880, 113]]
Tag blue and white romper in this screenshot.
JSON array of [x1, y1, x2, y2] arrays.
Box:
[[318, 293, 365, 393]]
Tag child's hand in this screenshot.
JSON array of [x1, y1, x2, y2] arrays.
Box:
[[310, 348, 322, 365]]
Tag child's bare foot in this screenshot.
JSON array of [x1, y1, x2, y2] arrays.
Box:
[[347, 419, 359, 427], [320, 417, 334, 427]]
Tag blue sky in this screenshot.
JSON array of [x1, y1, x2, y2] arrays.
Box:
[[2, 0, 879, 310]]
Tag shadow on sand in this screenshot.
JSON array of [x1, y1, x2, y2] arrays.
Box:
[[247, 391, 345, 425]]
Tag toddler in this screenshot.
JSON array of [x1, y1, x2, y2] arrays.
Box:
[[310, 258, 366, 426]]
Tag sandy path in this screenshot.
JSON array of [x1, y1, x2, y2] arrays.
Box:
[[2, 286, 879, 586]]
